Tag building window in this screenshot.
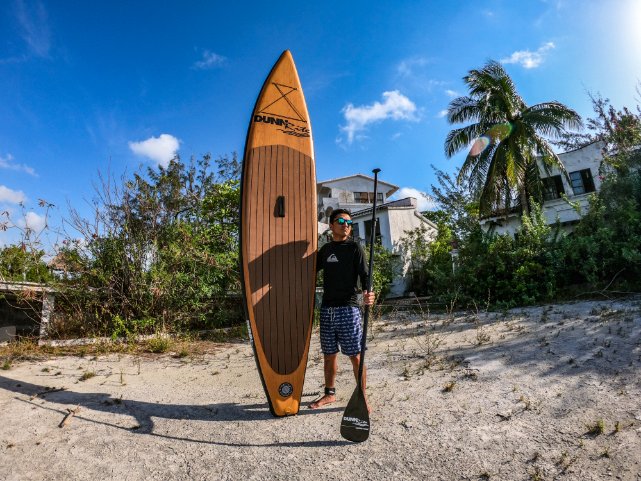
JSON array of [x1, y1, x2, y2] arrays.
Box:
[[569, 169, 595, 195], [364, 218, 382, 244], [353, 192, 369, 203], [352, 222, 360, 240], [542, 175, 565, 201], [353, 192, 384, 204]]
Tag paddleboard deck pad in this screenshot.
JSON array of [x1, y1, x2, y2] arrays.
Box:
[[240, 50, 317, 417]]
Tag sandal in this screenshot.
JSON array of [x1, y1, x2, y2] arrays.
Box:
[[309, 387, 336, 409]]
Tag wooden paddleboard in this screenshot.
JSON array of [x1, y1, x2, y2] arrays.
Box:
[[240, 50, 317, 417]]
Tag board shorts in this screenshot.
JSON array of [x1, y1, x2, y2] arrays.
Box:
[[319, 306, 363, 357]]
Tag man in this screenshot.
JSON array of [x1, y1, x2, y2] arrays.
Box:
[[309, 209, 375, 411]]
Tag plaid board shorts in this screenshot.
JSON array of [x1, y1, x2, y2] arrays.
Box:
[[319, 306, 363, 357]]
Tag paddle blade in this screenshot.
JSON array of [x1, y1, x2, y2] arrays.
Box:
[[340, 385, 370, 442]]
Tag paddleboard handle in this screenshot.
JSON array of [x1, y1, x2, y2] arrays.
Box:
[[276, 196, 286, 217]]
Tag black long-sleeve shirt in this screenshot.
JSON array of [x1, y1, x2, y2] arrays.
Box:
[[316, 240, 369, 307]]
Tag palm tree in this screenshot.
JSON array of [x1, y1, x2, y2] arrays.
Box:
[[445, 60, 582, 216]]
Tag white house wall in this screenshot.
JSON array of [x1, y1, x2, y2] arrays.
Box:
[[388, 209, 437, 296], [320, 177, 396, 200], [317, 177, 397, 218], [351, 205, 437, 297], [482, 141, 605, 236], [351, 212, 392, 250], [540, 141, 604, 194], [388, 208, 435, 252]]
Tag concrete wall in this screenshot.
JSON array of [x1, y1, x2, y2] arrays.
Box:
[[350, 202, 437, 297], [387, 208, 437, 296], [0, 294, 42, 341], [0, 282, 56, 342]]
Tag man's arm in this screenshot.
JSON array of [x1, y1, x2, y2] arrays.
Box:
[[316, 244, 326, 274]]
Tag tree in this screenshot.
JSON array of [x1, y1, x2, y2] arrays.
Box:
[[554, 90, 641, 173], [445, 60, 582, 216], [554, 90, 641, 290], [56, 153, 243, 337], [0, 245, 52, 283]]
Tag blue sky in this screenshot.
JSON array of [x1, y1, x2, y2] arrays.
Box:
[[2, 0, 641, 247]]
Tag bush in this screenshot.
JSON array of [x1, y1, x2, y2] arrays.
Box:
[[403, 202, 561, 308], [53, 153, 243, 337], [559, 170, 641, 289]]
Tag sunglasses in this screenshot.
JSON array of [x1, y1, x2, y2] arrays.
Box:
[[335, 218, 353, 226]]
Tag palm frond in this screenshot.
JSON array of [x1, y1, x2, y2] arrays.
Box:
[[447, 59, 580, 216], [447, 96, 482, 124], [521, 102, 583, 137], [445, 123, 487, 158]]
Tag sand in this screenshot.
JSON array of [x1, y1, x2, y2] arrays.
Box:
[[1, 297, 640, 481]]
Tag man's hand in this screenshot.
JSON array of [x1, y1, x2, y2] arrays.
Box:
[[363, 290, 376, 306]]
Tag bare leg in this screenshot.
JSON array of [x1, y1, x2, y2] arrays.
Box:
[[349, 353, 371, 413], [309, 353, 338, 409]]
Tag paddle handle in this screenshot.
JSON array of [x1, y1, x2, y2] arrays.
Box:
[[357, 168, 380, 386]]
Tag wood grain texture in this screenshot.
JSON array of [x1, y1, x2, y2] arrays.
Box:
[[240, 51, 317, 417]]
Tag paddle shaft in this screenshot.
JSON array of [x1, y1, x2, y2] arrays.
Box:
[[357, 168, 380, 387]]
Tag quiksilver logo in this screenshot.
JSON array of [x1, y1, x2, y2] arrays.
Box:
[[327, 254, 339, 263]]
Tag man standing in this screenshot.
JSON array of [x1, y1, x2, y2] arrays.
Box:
[[309, 209, 375, 411]]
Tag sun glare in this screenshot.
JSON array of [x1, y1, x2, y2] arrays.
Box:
[[620, 1, 641, 53]]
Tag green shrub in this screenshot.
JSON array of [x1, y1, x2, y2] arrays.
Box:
[[146, 336, 172, 353]]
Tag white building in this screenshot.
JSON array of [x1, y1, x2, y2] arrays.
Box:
[[317, 173, 400, 223], [317, 174, 437, 297], [481, 141, 605, 235]]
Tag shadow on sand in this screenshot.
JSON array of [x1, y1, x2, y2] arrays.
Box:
[[0, 375, 350, 448]]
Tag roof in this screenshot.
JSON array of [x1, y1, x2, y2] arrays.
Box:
[[557, 139, 605, 156], [0, 280, 55, 294], [317, 173, 399, 197], [351, 197, 416, 216]]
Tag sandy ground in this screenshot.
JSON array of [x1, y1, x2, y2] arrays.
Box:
[[1, 297, 641, 481]]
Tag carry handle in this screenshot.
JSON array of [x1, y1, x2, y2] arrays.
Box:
[[275, 196, 286, 217]]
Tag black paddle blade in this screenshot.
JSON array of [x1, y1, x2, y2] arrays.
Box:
[[340, 385, 370, 442]]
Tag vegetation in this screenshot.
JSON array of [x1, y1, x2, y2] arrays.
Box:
[[401, 75, 641, 309], [368, 242, 400, 301], [0, 245, 53, 284], [0, 153, 245, 339], [48, 153, 244, 338], [445, 60, 582, 216], [2, 60, 640, 342]]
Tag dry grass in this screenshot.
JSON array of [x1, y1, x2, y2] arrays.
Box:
[[0, 327, 247, 366]]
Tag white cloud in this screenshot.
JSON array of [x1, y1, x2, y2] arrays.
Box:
[[0, 185, 26, 204], [128, 134, 180, 167], [393, 187, 436, 211], [0, 153, 37, 176], [437, 109, 449, 118], [19, 211, 46, 233], [501, 42, 555, 69], [340, 91, 418, 144], [193, 50, 226, 70], [445, 89, 459, 98]]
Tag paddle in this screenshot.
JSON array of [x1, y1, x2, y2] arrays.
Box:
[[340, 167, 381, 443]]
